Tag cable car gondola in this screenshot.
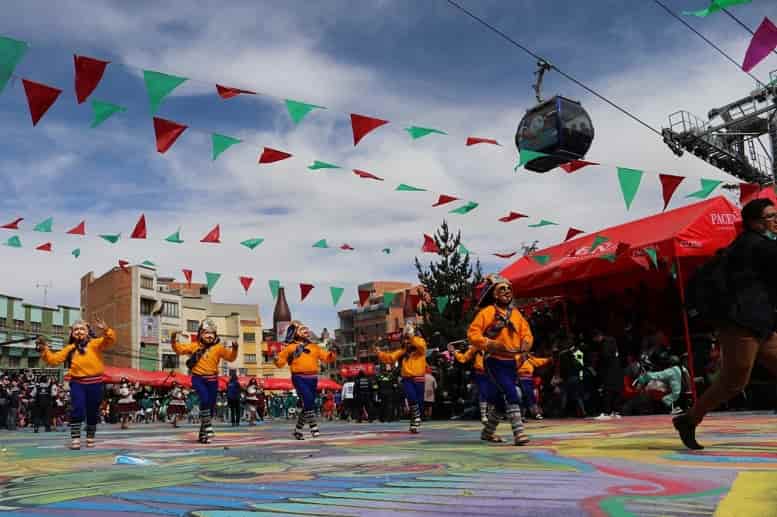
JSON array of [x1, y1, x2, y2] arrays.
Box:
[[515, 62, 594, 173]]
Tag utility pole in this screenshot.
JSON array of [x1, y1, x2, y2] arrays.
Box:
[[35, 281, 53, 307]]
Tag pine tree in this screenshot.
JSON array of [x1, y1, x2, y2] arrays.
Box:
[[414, 220, 483, 347]]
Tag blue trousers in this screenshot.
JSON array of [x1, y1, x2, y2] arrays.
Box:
[[192, 375, 218, 412], [520, 378, 536, 409], [70, 382, 103, 426], [473, 372, 489, 402], [485, 357, 520, 412], [292, 375, 318, 411], [401, 378, 425, 407]]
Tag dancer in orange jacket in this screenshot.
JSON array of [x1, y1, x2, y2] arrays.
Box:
[[517, 353, 552, 420], [452, 344, 489, 424]]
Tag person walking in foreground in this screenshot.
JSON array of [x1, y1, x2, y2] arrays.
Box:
[[37, 317, 115, 450], [468, 274, 534, 446], [674, 198, 777, 450], [274, 321, 336, 440], [172, 320, 238, 444]]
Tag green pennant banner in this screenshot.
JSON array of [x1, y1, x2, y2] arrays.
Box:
[[396, 184, 427, 192], [330, 286, 345, 306], [0, 36, 28, 93], [686, 178, 722, 199], [90, 100, 126, 128], [405, 126, 447, 140], [308, 160, 340, 170], [383, 291, 397, 307], [382, 248, 391, 254], [72, 248, 81, 258], [617, 167, 643, 210], [645, 247, 659, 268], [449, 201, 479, 214], [141, 260, 156, 267], [100, 234, 120, 244], [436, 295, 449, 313], [143, 70, 187, 114], [165, 229, 184, 244], [590, 235, 609, 251], [683, 0, 751, 17], [458, 243, 470, 255], [205, 272, 221, 291], [269, 279, 280, 300], [599, 253, 617, 263], [531, 254, 551, 265], [211, 133, 242, 160], [4, 235, 21, 248], [240, 238, 265, 250], [34, 217, 53, 232], [528, 219, 557, 228], [515, 149, 549, 171], [285, 99, 325, 124], [312, 239, 329, 248]]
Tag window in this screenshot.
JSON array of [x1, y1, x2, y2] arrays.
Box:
[[162, 302, 179, 318], [162, 354, 179, 369], [244, 354, 257, 364], [243, 332, 256, 343], [52, 325, 63, 334], [140, 299, 155, 315], [30, 322, 41, 332], [140, 276, 154, 290], [187, 320, 199, 332], [238, 368, 248, 376], [8, 356, 20, 367], [14, 320, 24, 330], [0, 317, 6, 328]]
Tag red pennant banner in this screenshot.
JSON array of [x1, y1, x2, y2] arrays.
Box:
[[560, 160, 599, 173], [432, 195, 459, 207], [340, 244, 354, 250], [118, 260, 130, 272], [258, 147, 292, 164], [36, 242, 52, 252], [351, 113, 389, 146], [300, 283, 314, 301], [498, 211, 528, 223], [66, 221, 86, 235], [1, 218, 23, 230], [216, 84, 257, 99], [564, 228, 585, 241], [493, 252, 517, 258], [353, 169, 384, 181], [406, 293, 420, 314], [153, 117, 188, 154], [465, 137, 500, 146], [739, 183, 761, 205], [22, 79, 62, 126], [74, 55, 110, 104], [422, 234, 440, 253], [358, 289, 371, 306], [182, 269, 192, 286], [130, 214, 147, 239], [200, 225, 221, 243], [742, 17, 777, 73], [659, 174, 684, 211], [239, 276, 254, 293]]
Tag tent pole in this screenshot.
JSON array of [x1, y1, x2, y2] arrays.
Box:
[[674, 257, 698, 402]]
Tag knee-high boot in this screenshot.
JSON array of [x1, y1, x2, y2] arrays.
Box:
[[306, 410, 320, 437], [481, 405, 503, 442], [85, 424, 97, 448], [294, 410, 305, 440], [199, 409, 212, 443], [409, 403, 421, 433], [479, 402, 489, 424], [507, 403, 529, 446], [69, 421, 82, 450]]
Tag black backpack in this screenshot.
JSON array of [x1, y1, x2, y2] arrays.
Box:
[[685, 246, 733, 322]]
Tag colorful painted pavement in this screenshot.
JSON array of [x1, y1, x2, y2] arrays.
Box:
[[0, 412, 776, 516]]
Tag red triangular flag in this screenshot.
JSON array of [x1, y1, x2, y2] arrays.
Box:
[[36, 242, 52, 252], [74, 55, 110, 104], [742, 17, 777, 72], [422, 234, 440, 253], [300, 283, 314, 301], [493, 252, 517, 258], [153, 117, 187, 154], [216, 84, 256, 99], [340, 244, 355, 250], [130, 214, 147, 239], [565, 228, 585, 241], [200, 225, 221, 243], [118, 260, 130, 272], [22, 79, 62, 126], [465, 137, 500, 146], [1, 218, 23, 230], [258, 147, 292, 164], [182, 269, 192, 286], [432, 195, 459, 207], [498, 211, 528, 222], [351, 113, 389, 146], [66, 221, 86, 235], [358, 289, 371, 306], [239, 276, 254, 293], [406, 293, 420, 313], [560, 160, 599, 173], [353, 169, 384, 181], [739, 183, 761, 205], [659, 174, 685, 211]]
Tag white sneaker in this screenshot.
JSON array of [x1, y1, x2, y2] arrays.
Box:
[[594, 413, 612, 420], [611, 413, 622, 419]]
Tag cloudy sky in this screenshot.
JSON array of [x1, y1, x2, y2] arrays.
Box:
[[1, 0, 776, 333]]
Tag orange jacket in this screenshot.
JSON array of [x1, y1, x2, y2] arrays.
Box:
[[454, 346, 485, 372], [42, 328, 116, 378], [517, 355, 551, 377], [468, 305, 533, 358], [172, 340, 238, 376], [274, 341, 335, 375], [377, 336, 427, 378]]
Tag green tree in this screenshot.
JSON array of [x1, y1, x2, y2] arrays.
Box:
[[414, 220, 483, 346]]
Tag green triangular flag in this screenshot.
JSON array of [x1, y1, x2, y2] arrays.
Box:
[[617, 167, 644, 210], [165, 229, 184, 244], [211, 133, 242, 160], [405, 126, 447, 140], [4, 235, 21, 248], [330, 286, 345, 306], [205, 272, 221, 291], [269, 280, 280, 300], [599, 253, 617, 263], [531, 254, 551, 265], [436, 295, 449, 313], [590, 235, 609, 251], [515, 149, 550, 171], [34, 217, 53, 233], [527, 219, 557, 228], [312, 239, 329, 248], [72, 248, 81, 258], [458, 243, 470, 255], [383, 291, 397, 307], [396, 184, 427, 192], [100, 233, 120, 244], [683, 0, 751, 17], [0, 36, 28, 93], [285, 99, 325, 124], [686, 178, 722, 199], [449, 201, 479, 215], [141, 260, 156, 267], [644, 247, 659, 268], [308, 160, 340, 170], [240, 238, 264, 250], [143, 70, 187, 114], [90, 100, 126, 128], [382, 248, 391, 254]]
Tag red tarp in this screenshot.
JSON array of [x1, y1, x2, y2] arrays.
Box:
[[501, 196, 740, 298]]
